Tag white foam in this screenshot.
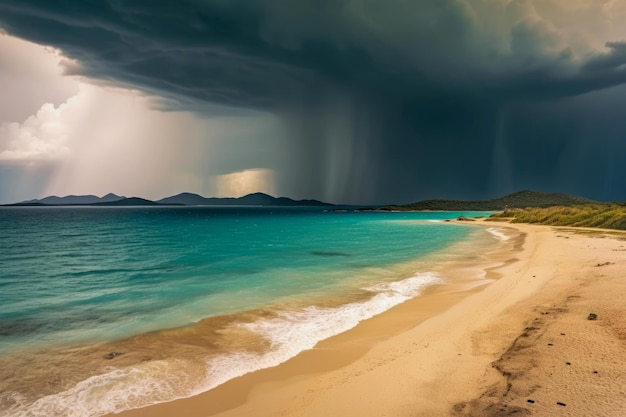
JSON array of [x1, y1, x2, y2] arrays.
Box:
[[206, 272, 441, 389], [0, 391, 27, 416], [4, 273, 440, 417], [487, 227, 509, 241], [2, 359, 210, 417]]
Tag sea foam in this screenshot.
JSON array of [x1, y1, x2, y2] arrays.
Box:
[[205, 272, 441, 390], [2, 359, 209, 417], [487, 227, 509, 241], [3, 273, 440, 417]]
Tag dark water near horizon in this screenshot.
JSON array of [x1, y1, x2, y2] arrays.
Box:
[[0, 206, 503, 417]]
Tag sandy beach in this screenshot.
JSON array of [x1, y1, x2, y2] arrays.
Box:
[[113, 221, 626, 417]]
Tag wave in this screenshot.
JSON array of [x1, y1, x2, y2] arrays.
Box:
[[3, 273, 440, 417], [207, 272, 441, 387], [487, 227, 509, 241]]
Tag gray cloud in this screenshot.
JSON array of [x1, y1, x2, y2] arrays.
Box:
[[2, 0, 626, 203], [6, 0, 623, 107]]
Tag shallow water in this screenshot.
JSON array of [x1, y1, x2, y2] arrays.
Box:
[[0, 207, 500, 417]]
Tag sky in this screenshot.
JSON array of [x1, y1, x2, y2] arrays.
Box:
[[1, 0, 626, 205]]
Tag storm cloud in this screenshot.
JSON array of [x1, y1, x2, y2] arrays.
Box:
[[1, 0, 626, 203]]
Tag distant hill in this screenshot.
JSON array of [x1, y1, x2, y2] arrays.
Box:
[[157, 192, 333, 207], [384, 190, 597, 211], [91, 197, 159, 206], [157, 192, 215, 205], [7, 192, 333, 207]]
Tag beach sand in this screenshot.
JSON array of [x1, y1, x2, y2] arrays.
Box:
[[112, 222, 626, 417]]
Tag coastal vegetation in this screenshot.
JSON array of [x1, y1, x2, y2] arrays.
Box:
[[385, 189, 626, 232], [385, 190, 596, 211], [489, 203, 626, 230]]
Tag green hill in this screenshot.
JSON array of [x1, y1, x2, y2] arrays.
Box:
[[385, 190, 597, 211]]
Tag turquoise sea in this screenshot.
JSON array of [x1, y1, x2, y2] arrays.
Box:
[[0, 206, 505, 417]]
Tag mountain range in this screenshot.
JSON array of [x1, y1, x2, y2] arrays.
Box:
[[9, 192, 333, 207], [157, 192, 331, 207], [20, 193, 125, 205]]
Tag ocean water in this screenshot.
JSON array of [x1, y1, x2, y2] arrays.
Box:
[[0, 206, 504, 417]]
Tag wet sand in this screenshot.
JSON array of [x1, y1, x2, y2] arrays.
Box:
[[113, 222, 626, 417]]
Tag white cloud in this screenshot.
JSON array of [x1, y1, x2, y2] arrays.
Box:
[[0, 97, 78, 163]]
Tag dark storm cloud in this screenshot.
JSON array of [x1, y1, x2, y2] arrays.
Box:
[[0, 0, 317, 108], [491, 41, 626, 101], [2, 0, 626, 203], [7, 0, 623, 106]]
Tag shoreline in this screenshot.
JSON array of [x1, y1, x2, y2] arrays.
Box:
[[109, 222, 522, 417], [112, 221, 626, 417]]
